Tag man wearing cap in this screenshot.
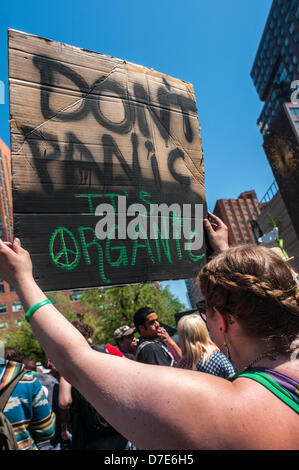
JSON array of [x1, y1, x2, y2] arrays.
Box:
[[114, 325, 137, 360]]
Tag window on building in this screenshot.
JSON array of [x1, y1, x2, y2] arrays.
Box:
[[0, 284, 4, 294], [0, 321, 8, 329], [0, 304, 7, 314], [290, 108, 299, 117], [12, 301, 23, 312], [9, 285, 15, 292], [281, 3, 286, 15], [289, 23, 295, 35]]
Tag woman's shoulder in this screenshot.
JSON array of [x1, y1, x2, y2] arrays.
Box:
[[227, 372, 299, 447]]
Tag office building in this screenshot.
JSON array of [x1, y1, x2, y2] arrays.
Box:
[[251, 0, 299, 135], [251, 0, 299, 238], [185, 279, 196, 308]]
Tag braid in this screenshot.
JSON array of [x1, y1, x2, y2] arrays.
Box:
[[201, 265, 299, 317], [199, 245, 299, 353]]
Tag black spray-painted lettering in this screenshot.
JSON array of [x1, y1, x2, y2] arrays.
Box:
[[27, 55, 196, 190], [33, 56, 90, 121]]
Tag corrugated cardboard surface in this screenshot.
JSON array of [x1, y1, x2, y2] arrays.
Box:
[[9, 29, 206, 291]]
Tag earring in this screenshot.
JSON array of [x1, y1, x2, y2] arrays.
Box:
[[223, 337, 230, 360]]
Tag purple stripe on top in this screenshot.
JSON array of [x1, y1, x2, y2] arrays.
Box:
[[250, 367, 299, 403]]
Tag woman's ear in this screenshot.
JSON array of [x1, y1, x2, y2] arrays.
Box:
[[212, 307, 231, 333]]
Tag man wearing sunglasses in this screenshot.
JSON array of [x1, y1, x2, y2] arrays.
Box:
[[114, 325, 137, 360]]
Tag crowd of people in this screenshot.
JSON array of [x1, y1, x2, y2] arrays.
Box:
[[0, 212, 298, 450], [1, 305, 237, 450]]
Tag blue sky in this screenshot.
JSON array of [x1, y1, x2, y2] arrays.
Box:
[[0, 0, 273, 308]]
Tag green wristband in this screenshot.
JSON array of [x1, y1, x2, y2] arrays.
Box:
[[25, 299, 52, 323]]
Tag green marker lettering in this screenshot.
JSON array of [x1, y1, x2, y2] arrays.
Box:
[[75, 194, 105, 215], [104, 193, 122, 214], [186, 230, 205, 262], [138, 190, 154, 215], [77, 226, 111, 283], [106, 225, 128, 267], [131, 225, 155, 266], [153, 217, 172, 264]]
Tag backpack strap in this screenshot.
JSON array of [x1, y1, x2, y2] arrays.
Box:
[[135, 340, 175, 366], [135, 340, 152, 360], [0, 370, 27, 412]]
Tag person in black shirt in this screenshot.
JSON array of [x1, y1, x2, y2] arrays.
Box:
[[133, 307, 175, 366]]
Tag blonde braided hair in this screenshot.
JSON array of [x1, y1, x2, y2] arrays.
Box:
[[199, 245, 299, 353]]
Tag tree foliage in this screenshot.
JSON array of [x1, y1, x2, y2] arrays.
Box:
[[0, 283, 185, 359], [80, 282, 184, 344], [0, 292, 78, 362]]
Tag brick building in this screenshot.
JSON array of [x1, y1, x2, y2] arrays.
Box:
[[0, 139, 13, 241], [213, 190, 263, 246], [0, 139, 22, 329]]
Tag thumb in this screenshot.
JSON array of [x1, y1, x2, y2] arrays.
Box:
[[12, 237, 22, 254], [203, 219, 214, 235]]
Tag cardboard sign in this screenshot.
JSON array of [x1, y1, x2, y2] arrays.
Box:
[[9, 29, 206, 291]]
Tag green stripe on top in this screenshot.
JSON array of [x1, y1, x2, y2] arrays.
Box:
[[230, 371, 299, 414]]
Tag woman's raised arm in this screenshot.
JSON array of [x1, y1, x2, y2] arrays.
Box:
[[0, 238, 238, 449]]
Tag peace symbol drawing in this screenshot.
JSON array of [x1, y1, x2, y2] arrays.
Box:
[[49, 227, 81, 270]]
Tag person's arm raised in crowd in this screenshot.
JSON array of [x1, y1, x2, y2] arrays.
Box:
[[0, 238, 239, 450], [157, 327, 182, 362], [203, 211, 229, 253]]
